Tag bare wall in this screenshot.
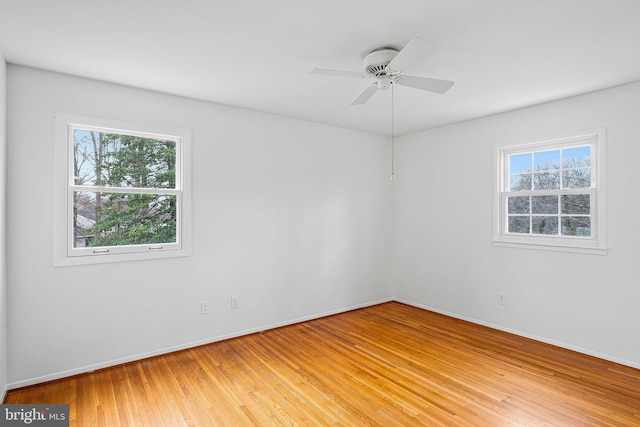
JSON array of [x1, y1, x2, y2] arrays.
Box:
[[6, 65, 394, 386], [0, 53, 7, 397], [392, 81, 640, 368]]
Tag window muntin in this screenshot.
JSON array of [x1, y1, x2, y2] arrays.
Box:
[[495, 131, 606, 254], [55, 113, 191, 266], [505, 145, 592, 238]]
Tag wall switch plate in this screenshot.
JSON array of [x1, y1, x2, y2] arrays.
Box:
[[201, 302, 209, 315], [231, 296, 239, 309]]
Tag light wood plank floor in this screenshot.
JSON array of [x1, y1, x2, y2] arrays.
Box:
[[5, 302, 640, 426]]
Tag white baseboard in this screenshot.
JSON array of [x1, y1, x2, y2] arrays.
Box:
[[6, 296, 638, 392], [395, 298, 640, 371], [5, 297, 393, 391]]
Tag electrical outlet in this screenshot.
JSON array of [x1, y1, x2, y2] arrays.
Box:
[[231, 296, 239, 309], [201, 302, 209, 315], [497, 292, 506, 305]]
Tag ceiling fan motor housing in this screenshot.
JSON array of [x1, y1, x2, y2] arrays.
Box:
[[310, 37, 454, 105], [363, 48, 399, 77]]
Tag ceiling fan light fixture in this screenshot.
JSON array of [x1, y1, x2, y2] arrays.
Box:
[[377, 76, 393, 90]]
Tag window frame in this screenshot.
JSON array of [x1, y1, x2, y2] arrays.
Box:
[[54, 112, 192, 266], [493, 129, 607, 255]]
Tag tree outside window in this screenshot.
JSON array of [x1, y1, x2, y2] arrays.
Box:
[[54, 113, 191, 266], [494, 130, 606, 254], [73, 130, 178, 248], [506, 146, 592, 237]]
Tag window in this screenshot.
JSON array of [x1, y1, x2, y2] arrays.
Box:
[[494, 130, 606, 254], [54, 113, 191, 266]]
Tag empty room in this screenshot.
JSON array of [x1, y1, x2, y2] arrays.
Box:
[[1, 0, 639, 425]]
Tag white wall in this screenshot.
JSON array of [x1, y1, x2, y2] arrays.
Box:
[[7, 63, 639, 390], [6, 65, 394, 387], [0, 53, 8, 397], [392, 81, 640, 368]]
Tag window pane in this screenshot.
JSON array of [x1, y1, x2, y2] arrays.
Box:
[[562, 169, 591, 188], [533, 171, 560, 190], [561, 194, 590, 214], [73, 191, 97, 248], [510, 174, 532, 191], [508, 216, 530, 234], [74, 130, 176, 189], [532, 216, 558, 235], [562, 146, 591, 168], [73, 191, 177, 248], [534, 150, 560, 171], [561, 217, 591, 237], [532, 195, 558, 214], [509, 153, 532, 174], [508, 196, 530, 214]]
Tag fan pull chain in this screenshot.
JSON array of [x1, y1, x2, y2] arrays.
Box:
[[390, 82, 396, 180]]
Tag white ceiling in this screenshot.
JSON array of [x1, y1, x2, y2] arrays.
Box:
[[1, 0, 640, 136]]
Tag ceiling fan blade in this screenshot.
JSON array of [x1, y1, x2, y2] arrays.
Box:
[[387, 37, 435, 73], [350, 84, 378, 105], [396, 75, 454, 94], [309, 68, 367, 78]]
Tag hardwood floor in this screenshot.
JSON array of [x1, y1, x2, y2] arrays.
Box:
[[5, 302, 640, 426]]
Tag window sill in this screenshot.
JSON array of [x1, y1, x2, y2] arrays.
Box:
[[492, 239, 608, 255], [54, 247, 191, 267]]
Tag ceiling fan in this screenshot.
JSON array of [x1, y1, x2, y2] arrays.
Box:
[[310, 37, 454, 105]]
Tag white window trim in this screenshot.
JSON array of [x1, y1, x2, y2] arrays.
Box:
[[493, 129, 607, 255], [54, 112, 192, 266]]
